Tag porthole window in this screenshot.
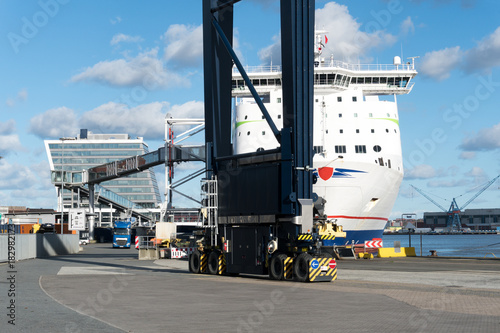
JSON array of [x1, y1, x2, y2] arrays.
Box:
[[247, 131, 250, 136], [386, 129, 389, 133], [244, 115, 248, 120], [373, 145, 382, 152]]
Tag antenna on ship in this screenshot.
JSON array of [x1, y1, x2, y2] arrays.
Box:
[[407, 56, 419, 70]]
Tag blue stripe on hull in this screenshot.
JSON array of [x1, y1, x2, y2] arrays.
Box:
[[324, 229, 384, 246]]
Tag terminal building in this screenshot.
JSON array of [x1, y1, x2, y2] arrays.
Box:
[[422, 208, 500, 231], [45, 129, 162, 224]]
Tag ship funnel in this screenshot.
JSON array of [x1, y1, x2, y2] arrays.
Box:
[[393, 56, 402, 66]]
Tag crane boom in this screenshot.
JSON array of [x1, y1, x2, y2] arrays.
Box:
[[411, 185, 447, 212], [460, 174, 500, 210]]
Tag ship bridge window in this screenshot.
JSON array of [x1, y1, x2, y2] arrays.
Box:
[[356, 77, 364, 84], [388, 78, 395, 86], [399, 77, 410, 87], [372, 77, 380, 84], [365, 77, 372, 84], [252, 79, 260, 86], [380, 77, 387, 84], [328, 74, 335, 84], [335, 145, 346, 154], [314, 146, 324, 154], [355, 145, 367, 154]]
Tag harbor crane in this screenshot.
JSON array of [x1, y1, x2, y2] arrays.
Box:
[[411, 174, 500, 231]]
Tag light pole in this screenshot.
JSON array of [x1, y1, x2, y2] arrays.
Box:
[[59, 137, 76, 234]]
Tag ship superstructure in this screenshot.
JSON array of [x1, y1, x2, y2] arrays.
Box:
[[232, 33, 417, 244]]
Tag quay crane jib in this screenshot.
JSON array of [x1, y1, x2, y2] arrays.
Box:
[[411, 174, 500, 231]]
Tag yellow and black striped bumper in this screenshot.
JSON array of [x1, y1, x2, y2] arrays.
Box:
[[320, 235, 335, 241], [218, 253, 226, 275], [309, 257, 337, 282], [200, 253, 208, 273], [297, 233, 313, 241]]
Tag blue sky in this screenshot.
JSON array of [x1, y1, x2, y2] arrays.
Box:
[[1, 0, 500, 219]]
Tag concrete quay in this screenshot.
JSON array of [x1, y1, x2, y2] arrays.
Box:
[[1, 244, 499, 333]]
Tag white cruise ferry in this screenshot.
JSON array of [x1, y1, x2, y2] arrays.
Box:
[[231, 32, 417, 245]]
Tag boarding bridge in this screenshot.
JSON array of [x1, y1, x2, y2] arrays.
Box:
[[51, 136, 206, 239]]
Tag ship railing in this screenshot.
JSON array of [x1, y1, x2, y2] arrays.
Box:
[[232, 61, 415, 75], [232, 65, 282, 74], [320, 60, 416, 72]]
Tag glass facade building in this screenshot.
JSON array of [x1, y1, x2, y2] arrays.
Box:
[[45, 129, 161, 209]]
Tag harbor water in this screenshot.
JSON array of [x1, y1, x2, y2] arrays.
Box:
[[382, 233, 500, 258]]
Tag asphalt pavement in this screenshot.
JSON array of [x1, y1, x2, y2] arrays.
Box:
[[2, 243, 500, 333]]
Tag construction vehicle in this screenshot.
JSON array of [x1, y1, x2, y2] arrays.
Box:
[[188, 0, 345, 282], [189, 187, 345, 281], [112, 220, 132, 248]]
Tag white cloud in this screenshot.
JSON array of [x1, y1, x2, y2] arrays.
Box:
[[163, 24, 203, 68], [464, 166, 490, 189], [259, 2, 397, 65], [29, 100, 204, 141], [70, 48, 188, 88], [110, 16, 122, 25], [79, 100, 203, 140], [459, 151, 476, 160], [464, 27, 500, 73], [420, 27, 500, 81], [0, 119, 16, 135], [0, 159, 38, 190], [5, 88, 28, 107], [0, 134, 23, 156], [29, 107, 78, 139], [427, 179, 469, 188], [400, 16, 415, 35], [315, 2, 397, 61], [460, 123, 500, 151], [419, 46, 463, 81], [405, 164, 437, 179], [79, 101, 167, 140], [110, 33, 143, 45], [168, 100, 204, 119]]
